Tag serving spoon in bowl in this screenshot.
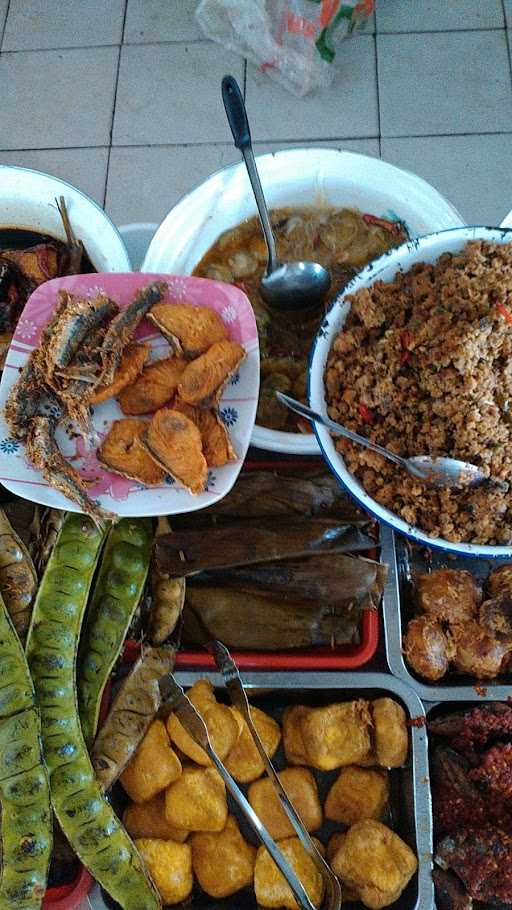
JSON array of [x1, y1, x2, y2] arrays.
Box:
[[222, 75, 331, 315], [277, 392, 488, 489]]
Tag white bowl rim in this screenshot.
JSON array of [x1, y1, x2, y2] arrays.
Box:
[[142, 147, 465, 455], [309, 223, 512, 558]]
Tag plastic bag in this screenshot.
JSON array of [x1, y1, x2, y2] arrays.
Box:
[[196, 0, 374, 97]]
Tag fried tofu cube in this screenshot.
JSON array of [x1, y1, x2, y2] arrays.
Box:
[[325, 766, 389, 825], [120, 720, 182, 803], [123, 794, 188, 842], [166, 679, 241, 766], [330, 820, 418, 910], [372, 698, 408, 768], [300, 700, 372, 771], [224, 706, 281, 783], [254, 837, 325, 910], [135, 838, 192, 905], [165, 765, 227, 832], [248, 767, 322, 840], [191, 815, 256, 898], [282, 706, 310, 766]]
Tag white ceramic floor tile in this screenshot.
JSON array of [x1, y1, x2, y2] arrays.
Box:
[[253, 138, 380, 157], [0, 148, 108, 205], [0, 0, 8, 37], [245, 37, 378, 140], [0, 47, 118, 149], [2, 0, 125, 50], [113, 43, 244, 145], [378, 31, 512, 137], [505, 1, 512, 28], [381, 134, 512, 226], [124, 0, 202, 43], [376, 0, 504, 33]]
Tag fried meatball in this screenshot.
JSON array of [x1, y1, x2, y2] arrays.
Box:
[[416, 569, 481, 623], [403, 616, 455, 681]]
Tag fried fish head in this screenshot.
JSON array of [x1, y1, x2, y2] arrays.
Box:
[[248, 767, 322, 840], [299, 700, 373, 771], [372, 698, 409, 768], [91, 342, 150, 404], [123, 793, 188, 842], [174, 399, 236, 467], [97, 418, 165, 486], [141, 407, 207, 494], [164, 765, 227, 832], [325, 765, 389, 825], [120, 719, 182, 803], [254, 836, 325, 910], [191, 815, 256, 898], [282, 705, 310, 766], [148, 302, 228, 358], [330, 819, 418, 910], [118, 356, 187, 415], [224, 706, 281, 783], [135, 838, 193, 905], [416, 568, 481, 623], [178, 339, 245, 406]]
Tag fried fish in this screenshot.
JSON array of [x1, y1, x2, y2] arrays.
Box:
[[98, 418, 165, 486], [148, 302, 228, 358]]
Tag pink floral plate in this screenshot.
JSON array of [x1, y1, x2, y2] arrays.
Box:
[[0, 273, 259, 517]]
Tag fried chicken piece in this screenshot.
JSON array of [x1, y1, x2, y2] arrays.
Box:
[[141, 408, 207, 494], [403, 616, 455, 681], [487, 564, 512, 598], [330, 820, 418, 910], [97, 418, 165, 486], [325, 766, 389, 825], [178, 340, 245, 406], [254, 837, 325, 910], [248, 768, 322, 840], [118, 356, 187, 415], [416, 569, 481, 623], [449, 621, 510, 678], [165, 766, 227, 833], [436, 827, 512, 904], [148, 302, 228, 358], [191, 815, 256, 899], [134, 838, 192, 905], [300, 700, 372, 771], [173, 399, 236, 467], [123, 794, 188, 842], [372, 698, 408, 768], [91, 342, 149, 403]]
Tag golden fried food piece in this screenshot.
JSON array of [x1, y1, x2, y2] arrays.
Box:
[[178, 339, 246, 406], [282, 705, 309, 766], [254, 837, 325, 910], [248, 768, 322, 840], [449, 620, 510, 678], [191, 815, 256, 898], [135, 838, 192, 905], [224, 706, 281, 783], [91, 342, 150, 403], [488, 564, 512, 598], [98, 418, 166, 486], [142, 407, 207, 494], [479, 595, 512, 640], [416, 568, 481, 623], [120, 719, 182, 803], [174, 399, 236, 466], [327, 832, 346, 864], [118, 356, 187, 415], [325, 766, 389, 825], [123, 793, 188, 842], [330, 820, 418, 910], [148, 302, 228, 358], [403, 616, 455, 682], [372, 698, 408, 768], [166, 680, 241, 766], [300, 700, 372, 771], [165, 766, 227, 832]]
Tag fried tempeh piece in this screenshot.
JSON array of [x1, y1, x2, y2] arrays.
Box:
[[91, 342, 150, 404], [142, 408, 207, 494], [97, 418, 165, 486], [118, 356, 187, 416], [174, 400, 236, 466], [148, 302, 228, 358], [178, 340, 245, 406]]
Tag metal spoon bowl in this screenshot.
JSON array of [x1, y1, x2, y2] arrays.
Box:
[[222, 75, 331, 314], [277, 392, 488, 489]]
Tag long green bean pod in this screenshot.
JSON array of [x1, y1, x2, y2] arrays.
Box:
[[0, 589, 51, 909], [26, 514, 161, 910], [77, 518, 153, 748]]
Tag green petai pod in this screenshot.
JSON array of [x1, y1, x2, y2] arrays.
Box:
[[26, 513, 161, 910], [0, 587, 51, 909], [77, 517, 153, 748]]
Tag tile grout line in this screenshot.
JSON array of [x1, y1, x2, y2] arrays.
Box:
[[374, 31, 381, 158], [103, 1, 128, 209], [0, 0, 11, 51]]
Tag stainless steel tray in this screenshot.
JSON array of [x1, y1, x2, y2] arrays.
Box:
[[87, 672, 432, 910], [382, 524, 512, 701]]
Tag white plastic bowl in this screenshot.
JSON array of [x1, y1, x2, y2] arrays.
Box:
[[142, 148, 464, 455], [310, 225, 512, 558], [0, 165, 130, 272]]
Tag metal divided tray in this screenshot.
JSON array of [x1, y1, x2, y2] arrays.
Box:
[[87, 672, 432, 910], [382, 525, 512, 701]]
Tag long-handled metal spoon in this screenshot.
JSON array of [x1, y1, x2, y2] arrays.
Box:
[[222, 75, 331, 314], [277, 392, 488, 489]]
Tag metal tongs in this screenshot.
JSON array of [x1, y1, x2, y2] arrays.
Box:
[[159, 642, 341, 910]]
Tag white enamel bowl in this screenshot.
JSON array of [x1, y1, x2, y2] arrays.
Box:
[[142, 148, 464, 454]]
